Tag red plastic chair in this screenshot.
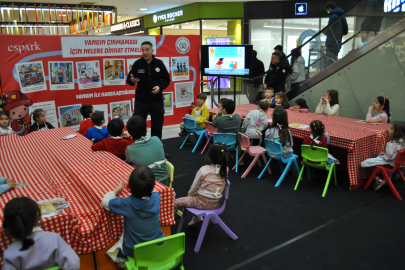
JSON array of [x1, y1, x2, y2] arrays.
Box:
[[232, 133, 271, 178], [364, 149, 405, 200], [201, 121, 217, 154]]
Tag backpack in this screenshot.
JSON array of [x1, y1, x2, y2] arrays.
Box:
[[342, 16, 349, 35]]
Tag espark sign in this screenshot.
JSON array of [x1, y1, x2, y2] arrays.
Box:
[[152, 10, 183, 23]]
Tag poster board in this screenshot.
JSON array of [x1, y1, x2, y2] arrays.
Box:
[[0, 35, 200, 135]]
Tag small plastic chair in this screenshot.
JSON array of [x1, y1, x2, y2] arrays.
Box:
[[176, 180, 237, 252], [364, 149, 405, 200], [201, 121, 218, 154], [233, 133, 271, 178], [44, 267, 61, 270], [294, 145, 337, 197], [213, 133, 239, 172], [180, 118, 207, 153], [166, 161, 174, 188], [258, 139, 300, 187], [125, 233, 186, 270]]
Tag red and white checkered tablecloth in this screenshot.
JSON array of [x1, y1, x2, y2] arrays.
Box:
[[0, 128, 175, 263], [210, 104, 390, 186]]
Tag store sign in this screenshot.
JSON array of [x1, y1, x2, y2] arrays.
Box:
[[295, 3, 308, 15], [384, 0, 405, 12], [152, 10, 183, 23], [111, 19, 142, 32]]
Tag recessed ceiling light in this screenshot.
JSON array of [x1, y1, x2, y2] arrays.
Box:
[[202, 20, 204, 21], [13, 19, 16, 22], [140, 8, 147, 11], [117, 16, 122, 18], [186, 22, 188, 24], [191, 24, 193, 25]]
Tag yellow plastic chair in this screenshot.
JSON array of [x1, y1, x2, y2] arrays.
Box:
[[166, 161, 174, 188], [125, 233, 186, 270]]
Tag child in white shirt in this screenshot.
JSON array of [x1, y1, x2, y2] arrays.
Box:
[[0, 111, 15, 136], [315, 89, 340, 116]]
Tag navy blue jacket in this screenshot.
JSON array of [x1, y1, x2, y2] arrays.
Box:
[[324, 7, 345, 50]]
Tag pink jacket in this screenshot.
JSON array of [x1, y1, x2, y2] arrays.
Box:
[[188, 165, 226, 200], [366, 111, 388, 123]]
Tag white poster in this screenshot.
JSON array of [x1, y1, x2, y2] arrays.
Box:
[[103, 59, 126, 86], [92, 104, 109, 125], [61, 36, 157, 58], [75, 61, 101, 90], [174, 81, 194, 108], [29, 100, 58, 128], [15, 61, 47, 93], [58, 104, 82, 131], [110, 100, 132, 125], [163, 92, 174, 116], [127, 58, 140, 76], [132, 98, 151, 121], [49, 61, 75, 90], [171, 56, 189, 82], [158, 57, 170, 74]]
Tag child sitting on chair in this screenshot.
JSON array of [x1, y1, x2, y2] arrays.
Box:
[[125, 115, 169, 186], [265, 108, 293, 158], [101, 166, 165, 269], [28, 109, 55, 133], [3, 197, 80, 270], [174, 143, 228, 226], [0, 111, 15, 136], [85, 111, 110, 142], [91, 118, 134, 160], [242, 100, 269, 145], [212, 98, 227, 121], [79, 104, 94, 136], [212, 99, 241, 138], [179, 93, 210, 144], [361, 121, 405, 190]]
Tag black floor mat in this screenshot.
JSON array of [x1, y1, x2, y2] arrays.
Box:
[[163, 137, 405, 270]]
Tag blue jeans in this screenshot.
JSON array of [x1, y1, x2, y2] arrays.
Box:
[[159, 178, 170, 187]]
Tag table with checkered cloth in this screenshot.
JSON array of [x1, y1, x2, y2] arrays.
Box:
[[210, 104, 390, 186], [0, 128, 175, 264]]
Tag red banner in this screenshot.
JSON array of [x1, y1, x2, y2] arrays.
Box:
[[0, 35, 200, 135]]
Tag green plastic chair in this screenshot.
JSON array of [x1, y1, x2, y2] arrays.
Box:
[[44, 267, 61, 270], [294, 145, 337, 197], [125, 233, 186, 270], [166, 161, 174, 188]]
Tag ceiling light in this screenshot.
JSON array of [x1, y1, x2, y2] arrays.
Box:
[[202, 20, 204, 21], [191, 24, 193, 25], [140, 8, 147, 11], [13, 20, 17, 22], [186, 22, 188, 24], [51, 20, 55, 23], [117, 16, 122, 18]]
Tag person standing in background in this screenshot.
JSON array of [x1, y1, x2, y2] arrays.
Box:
[[289, 49, 306, 90]]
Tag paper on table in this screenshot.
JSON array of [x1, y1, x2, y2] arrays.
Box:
[[62, 134, 77, 140], [289, 123, 310, 129], [357, 120, 381, 125]]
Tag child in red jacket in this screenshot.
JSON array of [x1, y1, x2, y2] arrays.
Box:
[[79, 104, 94, 136], [91, 118, 133, 160]]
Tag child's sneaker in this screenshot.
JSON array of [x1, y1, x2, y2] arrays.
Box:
[[179, 130, 188, 137], [188, 216, 204, 227], [373, 176, 387, 190]]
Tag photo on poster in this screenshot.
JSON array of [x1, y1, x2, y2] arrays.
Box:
[[58, 104, 82, 131], [174, 81, 194, 108], [49, 62, 74, 90], [132, 98, 151, 121], [76, 61, 101, 90], [171, 56, 189, 82], [104, 59, 126, 86], [92, 104, 109, 125], [158, 57, 170, 74], [127, 58, 140, 76], [29, 100, 58, 129], [163, 92, 174, 116], [110, 100, 132, 125], [16, 61, 47, 93]]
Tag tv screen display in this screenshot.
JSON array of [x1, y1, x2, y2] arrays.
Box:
[[201, 45, 253, 77]]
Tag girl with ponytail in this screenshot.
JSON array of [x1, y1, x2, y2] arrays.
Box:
[[173, 142, 228, 226], [366, 94, 390, 123], [3, 197, 80, 270], [265, 108, 294, 158]]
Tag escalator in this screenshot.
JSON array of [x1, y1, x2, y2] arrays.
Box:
[[285, 0, 405, 121]]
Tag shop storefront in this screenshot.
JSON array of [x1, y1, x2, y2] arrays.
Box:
[[110, 17, 144, 35], [245, 0, 362, 69]]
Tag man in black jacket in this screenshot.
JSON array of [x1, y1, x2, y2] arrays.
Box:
[[264, 52, 288, 93], [127, 41, 170, 140]]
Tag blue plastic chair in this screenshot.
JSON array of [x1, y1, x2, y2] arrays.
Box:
[[180, 118, 207, 153], [258, 139, 300, 187], [213, 133, 239, 172]]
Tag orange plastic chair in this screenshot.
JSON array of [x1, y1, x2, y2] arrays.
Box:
[[201, 121, 218, 154], [364, 149, 405, 200], [233, 133, 271, 178]]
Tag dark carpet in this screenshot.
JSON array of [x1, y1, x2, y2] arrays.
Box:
[[163, 137, 405, 270]]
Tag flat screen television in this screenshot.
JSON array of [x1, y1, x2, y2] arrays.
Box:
[[201, 45, 253, 77]]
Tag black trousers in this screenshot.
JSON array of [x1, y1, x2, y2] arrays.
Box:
[[134, 101, 164, 140]]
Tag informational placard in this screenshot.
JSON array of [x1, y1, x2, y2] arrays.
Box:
[[0, 35, 200, 134]]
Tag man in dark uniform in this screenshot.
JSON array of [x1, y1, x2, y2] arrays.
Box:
[[127, 41, 170, 140], [264, 52, 288, 93]]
